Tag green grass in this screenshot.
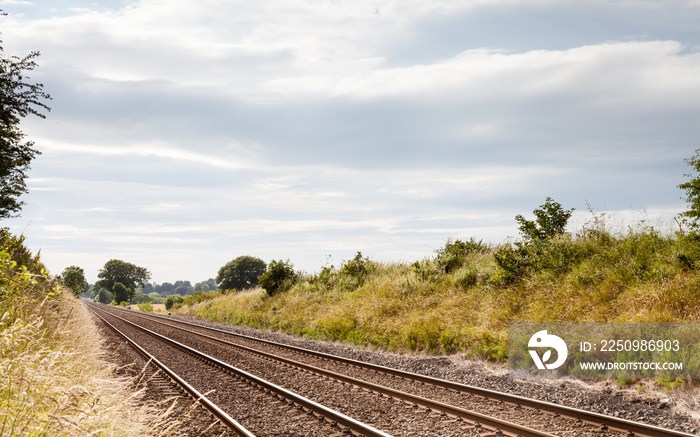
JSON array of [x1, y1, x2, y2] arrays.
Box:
[[177, 220, 700, 361]]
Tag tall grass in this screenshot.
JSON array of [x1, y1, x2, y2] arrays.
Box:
[[178, 217, 700, 361], [0, 231, 164, 436]]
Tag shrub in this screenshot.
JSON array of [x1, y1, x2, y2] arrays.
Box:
[[515, 197, 574, 241], [339, 252, 371, 277], [165, 294, 184, 310], [138, 302, 154, 312], [259, 259, 297, 296], [435, 238, 488, 273]]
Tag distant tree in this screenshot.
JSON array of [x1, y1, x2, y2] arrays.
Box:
[[0, 14, 51, 219], [95, 287, 113, 304], [678, 149, 700, 230], [112, 282, 129, 304], [200, 283, 209, 293], [96, 259, 151, 303], [515, 197, 574, 241], [155, 282, 174, 295], [132, 289, 152, 304], [58, 265, 88, 297], [194, 278, 216, 292], [175, 284, 193, 295], [216, 256, 267, 291]]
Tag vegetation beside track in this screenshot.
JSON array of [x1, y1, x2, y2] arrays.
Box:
[[176, 210, 700, 361], [0, 230, 165, 436]]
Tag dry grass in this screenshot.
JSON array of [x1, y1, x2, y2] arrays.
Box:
[[177, 221, 700, 362], [0, 294, 176, 436], [0, 230, 181, 436]]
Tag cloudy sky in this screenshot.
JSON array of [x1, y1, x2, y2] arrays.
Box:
[[2, 0, 699, 284]]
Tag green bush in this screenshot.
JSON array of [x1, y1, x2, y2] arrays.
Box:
[[165, 294, 184, 310], [435, 238, 488, 273], [137, 302, 154, 312], [259, 259, 297, 296]]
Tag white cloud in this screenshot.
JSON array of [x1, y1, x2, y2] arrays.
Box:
[[2, 0, 698, 283]]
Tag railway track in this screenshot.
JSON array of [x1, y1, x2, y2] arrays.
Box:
[[87, 302, 697, 437], [89, 303, 392, 436]]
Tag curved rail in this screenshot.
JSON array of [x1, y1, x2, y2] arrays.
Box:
[[89, 303, 393, 437], [87, 306, 255, 437], [106, 304, 697, 437], [94, 304, 567, 437]]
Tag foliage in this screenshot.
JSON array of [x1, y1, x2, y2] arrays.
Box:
[[515, 197, 574, 241], [258, 259, 296, 296], [0, 230, 57, 321], [165, 294, 184, 310], [95, 287, 113, 304], [58, 265, 88, 297], [0, 228, 171, 435], [177, 210, 700, 371], [339, 251, 371, 278], [194, 278, 217, 292], [137, 302, 154, 312], [96, 259, 151, 302], [112, 282, 129, 304], [153, 280, 193, 295], [0, 22, 51, 219], [216, 256, 267, 291], [494, 197, 575, 283], [435, 238, 488, 273], [678, 148, 700, 230]]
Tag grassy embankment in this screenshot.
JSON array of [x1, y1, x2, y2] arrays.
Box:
[[177, 215, 700, 361], [0, 231, 167, 436]]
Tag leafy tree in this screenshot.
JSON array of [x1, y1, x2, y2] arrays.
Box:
[[58, 265, 88, 297], [155, 282, 174, 295], [515, 197, 574, 241], [678, 149, 700, 230], [0, 14, 51, 219], [132, 289, 152, 304], [95, 287, 113, 304], [194, 278, 216, 292], [216, 256, 267, 291], [258, 259, 296, 296], [112, 282, 129, 304], [96, 259, 151, 303]]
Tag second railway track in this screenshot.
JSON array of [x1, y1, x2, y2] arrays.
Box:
[[88, 302, 697, 437]]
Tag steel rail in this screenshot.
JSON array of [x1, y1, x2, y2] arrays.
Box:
[[104, 305, 561, 437], [86, 306, 255, 437], [116, 306, 696, 437], [89, 303, 393, 437]]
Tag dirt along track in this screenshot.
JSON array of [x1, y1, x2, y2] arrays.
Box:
[[86, 302, 698, 437]]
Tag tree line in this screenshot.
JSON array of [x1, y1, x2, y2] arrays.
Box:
[[57, 255, 280, 306]]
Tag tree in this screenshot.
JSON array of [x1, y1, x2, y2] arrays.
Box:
[[96, 259, 151, 303], [58, 265, 88, 297], [0, 13, 51, 219], [216, 256, 267, 291], [678, 149, 700, 230], [112, 282, 129, 304], [515, 197, 573, 241], [95, 287, 113, 304]]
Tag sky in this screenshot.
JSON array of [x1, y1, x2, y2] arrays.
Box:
[[1, 0, 699, 284]]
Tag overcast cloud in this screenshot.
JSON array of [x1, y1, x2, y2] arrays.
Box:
[[1, 0, 699, 283]]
